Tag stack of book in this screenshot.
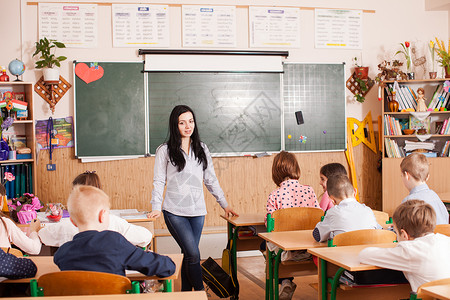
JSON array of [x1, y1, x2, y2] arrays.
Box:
[[440, 141, 450, 157], [384, 138, 405, 158], [427, 85, 450, 110], [438, 117, 450, 134], [1, 163, 33, 199], [383, 115, 408, 135], [385, 83, 417, 110]]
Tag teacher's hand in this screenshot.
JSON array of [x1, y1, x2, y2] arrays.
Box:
[[223, 206, 239, 218], [147, 211, 162, 219]]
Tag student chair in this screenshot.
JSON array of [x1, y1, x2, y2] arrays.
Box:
[[266, 207, 324, 300], [410, 277, 450, 300], [268, 206, 324, 232], [30, 271, 140, 297], [331, 228, 397, 246], [372, 210, 391, 227], [1, 247, 23, 257], [434, 224, 450, 237]]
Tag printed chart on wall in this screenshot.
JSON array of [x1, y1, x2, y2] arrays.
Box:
[[35, 117, 74, 149], [148, 72, 281, 155], [283, 63, 346, 152]]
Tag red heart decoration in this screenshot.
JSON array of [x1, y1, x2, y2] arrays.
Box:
[[75, 63, 104, 84]]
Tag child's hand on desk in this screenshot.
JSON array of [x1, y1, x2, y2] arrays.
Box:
[[223, 206, 239, 218], [147, 211, 162, 219], [29, 219, 42, 233]]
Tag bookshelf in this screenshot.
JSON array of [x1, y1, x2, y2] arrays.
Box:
[[381, 78, 450, 215], [0, 82, 36, 198]]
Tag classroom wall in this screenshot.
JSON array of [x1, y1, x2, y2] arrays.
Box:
[[0, 0, 448, 228]]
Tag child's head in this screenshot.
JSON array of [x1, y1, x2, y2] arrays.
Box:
[[326, 174, 355, 203], [400, 153, 429, 188], [272, 151, 300, 186], [68, 185, 110, 230], [393, 199, 435, 241], [72, 171, 101, 189], [319, 163, 347, 192]]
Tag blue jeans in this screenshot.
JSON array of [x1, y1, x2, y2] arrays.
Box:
[[163, 210, 205, 291]]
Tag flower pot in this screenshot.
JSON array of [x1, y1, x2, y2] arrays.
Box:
[[429, 72, 437, 79], [407, 72, 415, 80], [43, 67, 60, 82], [389, 100, 399, 112], [355, 67, 369, 79], [445, 67, 450, 79]]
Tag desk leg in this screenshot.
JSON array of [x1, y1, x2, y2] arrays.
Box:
[[273, 249, 283, 300], [319, 258, 327, 300], [163, 279, 173, 292], [329, 268, 344, 300], [228, 222, 239, 299], [266, 248, 274, 300]]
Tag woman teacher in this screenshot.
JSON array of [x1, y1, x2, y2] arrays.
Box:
[[148, 105, 238, 291]]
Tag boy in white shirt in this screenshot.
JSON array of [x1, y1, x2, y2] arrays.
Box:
[[400, 153, 448, 224], [312, 174, 380, 242], [359, 200, 450, 292]]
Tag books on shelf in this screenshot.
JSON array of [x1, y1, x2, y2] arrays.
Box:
[[384, 138, 405, 158], [1, 163, 33, 199], [441, 141, 450, 157], [384, 115, 405, 135], [403, 140, 435, 152]]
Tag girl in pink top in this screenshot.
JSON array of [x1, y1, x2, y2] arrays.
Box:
[[266, 151, 319, 215], [318, 163, 348, 212]]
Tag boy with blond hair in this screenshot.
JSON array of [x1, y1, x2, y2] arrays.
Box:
[[400, 153, 448, 224], [359, 200, 450, 292], [54, 185, 175, 277], [312, 174, 380, 242]]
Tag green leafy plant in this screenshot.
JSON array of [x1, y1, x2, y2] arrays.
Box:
[[32, 37, 67, 69], [395, 41, 412, 72], [354, 77, 368, 103], [434, 38, 450, 74]]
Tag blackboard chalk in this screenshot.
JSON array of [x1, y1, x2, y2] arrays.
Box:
[[295, 111, 304, 125]]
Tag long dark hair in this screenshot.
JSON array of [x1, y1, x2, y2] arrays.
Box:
[[167, 105, 207, 172]]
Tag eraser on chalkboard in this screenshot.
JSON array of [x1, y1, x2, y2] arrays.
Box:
[[295, 111, 304, 125]]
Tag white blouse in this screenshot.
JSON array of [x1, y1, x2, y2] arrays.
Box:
[[0, 217, 41, 255]]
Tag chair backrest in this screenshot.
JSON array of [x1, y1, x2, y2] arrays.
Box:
[[33, 271, 133, 296], [414, 277, 450, 300], [372, 210, 390, 226], [1, 247, 23, 257], [271, 207, 324, 232], [434, 224, 450, 237], [332, 229, 397, 247]]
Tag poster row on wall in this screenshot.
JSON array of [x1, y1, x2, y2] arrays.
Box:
[[38, 3, 362, 49]]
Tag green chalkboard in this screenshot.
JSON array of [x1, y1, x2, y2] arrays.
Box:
[[148, 73, 281, 154], [74, 62, 146, 157], [283, 63, 346, 152]]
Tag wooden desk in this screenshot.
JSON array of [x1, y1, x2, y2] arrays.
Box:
[[258, 230, 326, 300], [221, 213, 265, 299], [308, 244, 411, 300], [4, 253, 183, 292], [421, 284, 450, 300], [1, 291, 207, 300]]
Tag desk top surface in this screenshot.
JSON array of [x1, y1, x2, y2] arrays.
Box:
[[258, 230, 326, 251], [1, 291, 207, 300], [308, 243, 397, 271], [420, 284, 450, 300], [220, 213, 265, 226], [4, 253, 183, 283]]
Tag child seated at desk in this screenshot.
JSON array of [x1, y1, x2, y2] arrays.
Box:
[[318, 163, 347, 212], [400, 153, 449, 224], [38, 171, 152, 248], [54, 185, 175, 277], [313, 174, 380, 242], [265, 151, 320, 300], [359, 200, 450, 292], [0, 183, 41, 255]]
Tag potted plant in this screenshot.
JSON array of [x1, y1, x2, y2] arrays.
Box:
[[395, 41, 414, 79], [32, 37, 67, 82], [352, 56, 369, 79], [353, 76, 374, 103], [375, 60, 408, 82], [434, 37, 450, 78]]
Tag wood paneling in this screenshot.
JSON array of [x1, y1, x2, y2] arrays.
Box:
[[37, 139, 381, 229]]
